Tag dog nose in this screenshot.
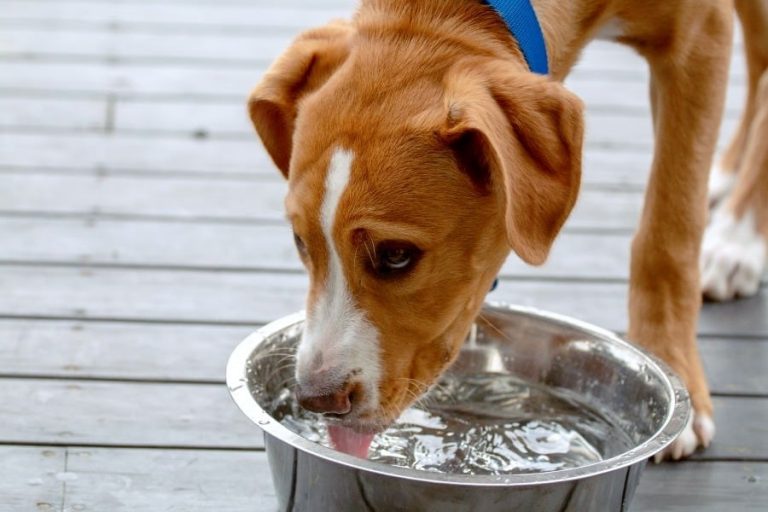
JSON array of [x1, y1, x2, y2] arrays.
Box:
[[296, 382, 353, 415]]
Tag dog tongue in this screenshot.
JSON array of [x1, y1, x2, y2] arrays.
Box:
[[327, 424, 375, 459]]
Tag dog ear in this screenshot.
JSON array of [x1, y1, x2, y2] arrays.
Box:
[[248, 21, 354, 178], [440, 62, 584, 265]]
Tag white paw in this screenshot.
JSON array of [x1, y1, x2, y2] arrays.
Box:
[[701, 208, 766, 301], [708, 163, 736, 206], [654, 412, 715, 463]]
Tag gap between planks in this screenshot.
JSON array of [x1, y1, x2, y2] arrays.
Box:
[[0, 373, 762, 400]]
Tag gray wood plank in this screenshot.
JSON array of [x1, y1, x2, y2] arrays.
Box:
[[0, 60, 263, 97], [634, 462, 768, 511], [0, 27, 294, 63], [0, 26, 745, 84], [0, 2, 355, 30], [0, 97, 106, 130], [0, 378, 264, 448], [0, 264, 765, 336], [0, 217, 305, 271], [0, 132, 659, 187], [38, 447, 768, 512], [698, 397, 768, 461], [0, 93, 737, 154], [0, 133, 273, 176], [0, 59, 748, 111], [0, 172, 289, 221], [701, 338, 768, 396], [0, 319, 251, 382], [0, 216, 762, 285], [0, 376, 763, 458], [0, 264, 306, 325], [0, 317, 764, 396], [0, 217, 633, 279], [0, 173, 643, 230], [110, 99, 739, 152], [62, 447, 275, 512], [0, 446, 65, 512]]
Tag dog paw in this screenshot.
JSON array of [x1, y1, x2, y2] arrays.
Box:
[[654, 412, 715, 463], [708, 163, 736, 207], [701, 209, 766, 301]]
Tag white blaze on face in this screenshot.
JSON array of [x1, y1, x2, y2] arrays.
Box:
[[296, 149, 382, 408]]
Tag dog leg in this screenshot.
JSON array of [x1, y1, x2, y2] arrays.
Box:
[[709, 0, 768, 206], [628, 4, 733, 461], [702, 70, 768, 301]]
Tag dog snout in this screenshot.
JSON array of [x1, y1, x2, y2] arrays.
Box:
[[296, 380, 355, 415]]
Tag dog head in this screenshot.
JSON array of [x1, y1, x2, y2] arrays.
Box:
[[249, 21, 583, 434]]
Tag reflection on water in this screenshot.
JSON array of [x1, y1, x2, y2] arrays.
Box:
[[270, 372, 634, 475]]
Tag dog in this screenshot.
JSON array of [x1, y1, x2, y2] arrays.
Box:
[[249, 0, 764, 461]]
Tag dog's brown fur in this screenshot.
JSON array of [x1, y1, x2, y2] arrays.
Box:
[[249, 0, 758, 460]]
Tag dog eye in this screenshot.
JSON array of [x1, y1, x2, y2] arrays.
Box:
[[373, 242, 421, 277], [293, 232, 308, 258]]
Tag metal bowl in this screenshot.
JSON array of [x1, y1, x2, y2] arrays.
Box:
[[227, 303, 689, 512]]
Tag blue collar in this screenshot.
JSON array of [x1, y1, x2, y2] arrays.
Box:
[[484, 0, 549, 75]]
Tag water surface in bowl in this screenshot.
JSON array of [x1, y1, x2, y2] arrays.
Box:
[[269, 371, 634, 475]]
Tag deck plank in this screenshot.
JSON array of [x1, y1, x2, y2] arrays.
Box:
[[0, 217, 631, 277], [0, 446, 65, 512], [0, 132, 659, 186], [0, 133, 273, 176], [0, 216, 765, 284], [62, 447, 275, 512], [0, 173, 643, 230], [0, 317, 765, 396], [0, 97, 106, 130], [0, 1, 354, 29], [0, 377, 763, 459], [0, 25, 745, 81], [634, 462, 768, 512], [0, 265, 766, 336], [111, 99, 739, 152], [0, 95, 740, 153], [0, 60, 747, 110], [0, 319, 251, 382], [0, 378, 264, 449], [2, 446, 767, 512], [5, 444, 764, 512]]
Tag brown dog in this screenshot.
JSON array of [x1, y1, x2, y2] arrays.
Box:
[[249, 0, 758, 461]]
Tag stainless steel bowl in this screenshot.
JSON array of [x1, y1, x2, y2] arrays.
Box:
[[227, 303, 689, 512]]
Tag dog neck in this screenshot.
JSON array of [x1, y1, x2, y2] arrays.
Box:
[[354, 0, 609, 80]]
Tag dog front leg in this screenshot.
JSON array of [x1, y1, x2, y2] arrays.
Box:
[[628, 4, 733, 461]]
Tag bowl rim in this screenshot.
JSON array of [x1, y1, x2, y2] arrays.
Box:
[[226, 302, 690, 487]]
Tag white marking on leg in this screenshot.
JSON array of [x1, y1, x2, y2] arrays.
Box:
[[693, 413, 715, 449], [708, 162, 736, 206], [654, 411, 715, 462], [296, 149, 382, 409], [701, 207, 766, 301]]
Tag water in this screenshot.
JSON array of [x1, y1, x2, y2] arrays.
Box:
[[269, 372, 634, 475]]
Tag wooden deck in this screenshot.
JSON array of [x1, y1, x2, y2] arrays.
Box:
[[0, 0, 766, 510]]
